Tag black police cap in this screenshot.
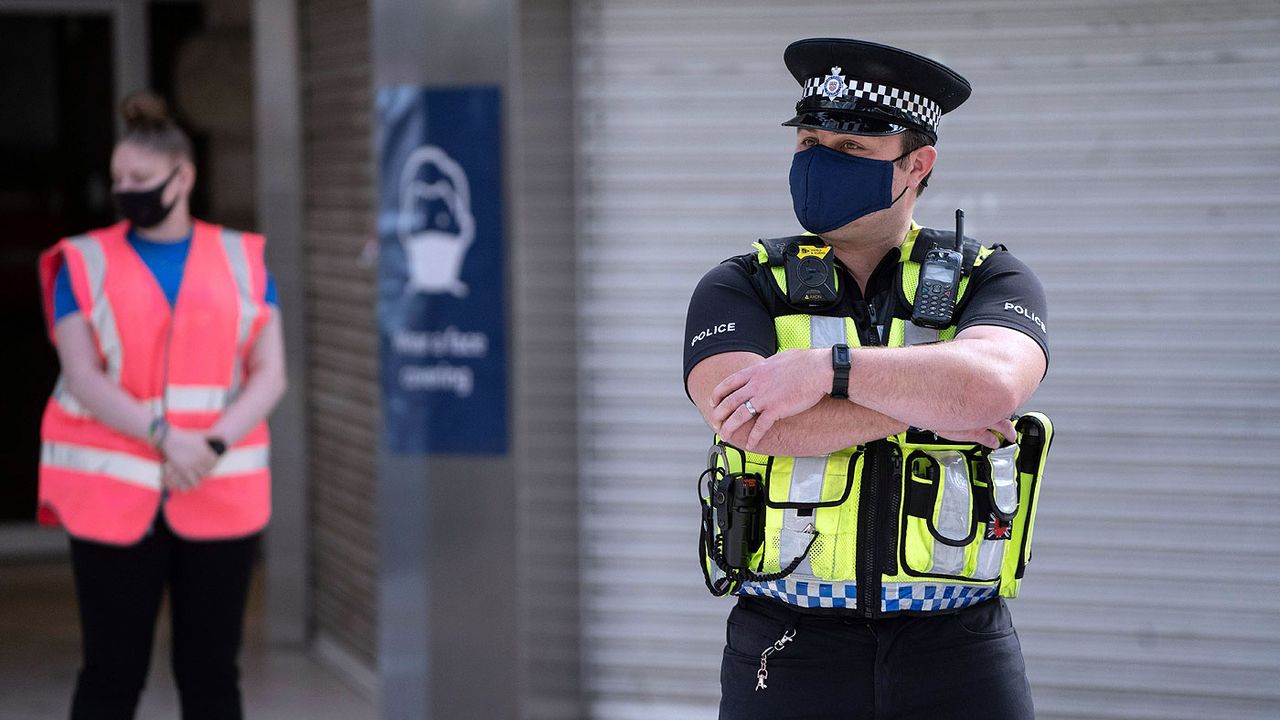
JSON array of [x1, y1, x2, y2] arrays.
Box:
[[782, 38, 971, 142]]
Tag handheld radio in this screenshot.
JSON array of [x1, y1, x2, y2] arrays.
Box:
[[712, 471, 764, 569], [698, 443, 820, 596], [912, 209, 966, 329]]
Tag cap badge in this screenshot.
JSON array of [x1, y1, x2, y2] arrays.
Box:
[[819, 66, 849, 100]]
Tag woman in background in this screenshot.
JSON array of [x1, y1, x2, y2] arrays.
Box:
[[38, 90, 286, 720]]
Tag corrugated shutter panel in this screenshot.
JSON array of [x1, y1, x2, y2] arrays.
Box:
[[515, 1, 583, 717], [300, 0, 378, 670], [576, 1, 1280, 718]]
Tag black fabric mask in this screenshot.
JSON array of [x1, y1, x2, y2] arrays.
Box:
[[113, 167, 180, 229]]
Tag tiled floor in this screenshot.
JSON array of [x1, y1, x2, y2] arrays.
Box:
[[0, 558, 375, 720]]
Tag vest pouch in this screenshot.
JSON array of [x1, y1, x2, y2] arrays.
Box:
[[901, 449, 987, 579], [972, 443, 1017, 583], [986, 443, 1020, 521], [996, 412, 1055, 598], [927, 450, 974, 577], [761, 450, 860, 581]]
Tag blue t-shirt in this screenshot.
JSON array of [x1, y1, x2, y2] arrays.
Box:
[[53, 229, 278, 321]]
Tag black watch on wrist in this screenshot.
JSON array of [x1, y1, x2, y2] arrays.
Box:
[[831, 344, 851, 399], [206, 438, 227, 457]]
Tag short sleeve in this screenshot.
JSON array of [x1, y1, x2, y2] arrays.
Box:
[[53, 264, 81, 322], [683, 260, 777, 398], [265, 271, 279, 307], [954, 250, 1049, 367]]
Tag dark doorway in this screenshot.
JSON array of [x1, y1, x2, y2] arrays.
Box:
[[0, 13, 115, 522], [0, 3, 206, 525]]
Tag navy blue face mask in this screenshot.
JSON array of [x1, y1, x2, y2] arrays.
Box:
[[789, 144, 912, 234]]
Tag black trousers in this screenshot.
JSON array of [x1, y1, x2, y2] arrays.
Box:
[[719, 595, 1034, 720], [68, 515, 259, 720]]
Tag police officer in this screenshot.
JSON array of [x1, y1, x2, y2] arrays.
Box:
[[684, 39, 1051, 719]]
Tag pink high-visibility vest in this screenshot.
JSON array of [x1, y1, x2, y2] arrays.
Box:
[[37, 220, 272, 545]]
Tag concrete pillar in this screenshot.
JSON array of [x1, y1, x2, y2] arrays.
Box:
[[371, 1, 518, 718]]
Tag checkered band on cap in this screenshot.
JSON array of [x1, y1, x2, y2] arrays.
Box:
[[802, 75, 943, 131]]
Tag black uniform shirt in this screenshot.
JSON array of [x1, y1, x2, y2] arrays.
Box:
[[683, 240, 1049, 397]]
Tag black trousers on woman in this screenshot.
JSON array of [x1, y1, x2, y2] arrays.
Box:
[[68, 514, 259, 720]]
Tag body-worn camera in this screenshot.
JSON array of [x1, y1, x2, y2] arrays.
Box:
[[784, 240, 840, 308], [712, 471, 764, 569]]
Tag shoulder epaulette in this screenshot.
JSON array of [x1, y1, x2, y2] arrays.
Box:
[[911, 228, 985, 276]]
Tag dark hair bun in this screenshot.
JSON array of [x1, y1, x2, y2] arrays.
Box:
[[121, 90, 172, 133]]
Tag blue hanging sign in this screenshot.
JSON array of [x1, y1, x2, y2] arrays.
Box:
[[376, 86, 507, 454]]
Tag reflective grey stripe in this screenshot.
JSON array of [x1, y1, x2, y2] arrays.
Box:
[[988, 444, 1020, 517], [780, 456, 827, 576], [40, 442, 265, 489], [809, 315, 846, 349], [209, 445, 270, 478], [930, 450, 971, 575], [789, 457, 827, 503], [53, 383, 160, 418], [40, 442, 162, 491], [166, 385, 230, 414], [68, 236, 126, 384], [218, 229, 261, 396], [68, 234, 105, 297], [779, 314, 851, 577], [903, 321, 940, 346], [54, 382, 226, 418], [974, 537, 1005, 580], [92, 297, 125, 384], [931, 451, 971, 542], [932, 542, 965, 576]]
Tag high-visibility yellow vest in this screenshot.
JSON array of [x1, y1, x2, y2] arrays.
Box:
[[707, 226, 1054, 615]]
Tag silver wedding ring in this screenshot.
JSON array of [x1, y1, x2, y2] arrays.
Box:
[[744, 399, 759, 417]]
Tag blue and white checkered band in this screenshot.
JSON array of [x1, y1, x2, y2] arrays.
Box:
[[802, 70, 944, 131]]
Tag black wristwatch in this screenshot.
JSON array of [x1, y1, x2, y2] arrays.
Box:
[[206, 438, 227, 456], [830, 344, 851, 399]]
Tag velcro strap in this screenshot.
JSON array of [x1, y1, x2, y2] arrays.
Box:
[[911, 229, 984, 277], [961, 236, 981, 276], [757, 236, 803, 266]]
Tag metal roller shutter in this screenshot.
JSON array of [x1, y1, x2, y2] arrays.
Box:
[[575, 1, 1280, 718], [299, 0, 378, 671]]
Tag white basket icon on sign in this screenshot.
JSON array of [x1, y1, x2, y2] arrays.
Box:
[[397, 145, 475, 298]]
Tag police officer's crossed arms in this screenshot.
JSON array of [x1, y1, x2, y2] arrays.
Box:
[[683, 38, 1052, 720], [686, 125, 1046, 455]]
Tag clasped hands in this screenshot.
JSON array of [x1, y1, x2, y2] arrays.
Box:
[[159, 429, 222, 492], [707, 348, 1014, 450]]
